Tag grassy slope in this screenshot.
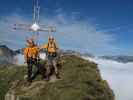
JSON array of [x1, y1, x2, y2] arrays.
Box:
[[0, 65, 26, 100], [0, 55, 114, 100]]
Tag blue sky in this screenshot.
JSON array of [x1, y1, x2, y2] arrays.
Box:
[[0, 0, 133, 55]]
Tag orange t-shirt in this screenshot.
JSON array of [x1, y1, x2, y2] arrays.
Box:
[[24, 47, 39, 61]]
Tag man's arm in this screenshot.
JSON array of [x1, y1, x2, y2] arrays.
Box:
[[40, 44, 48, 49]]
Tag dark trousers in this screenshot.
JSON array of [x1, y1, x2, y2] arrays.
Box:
[[27, 58, 45, 82]]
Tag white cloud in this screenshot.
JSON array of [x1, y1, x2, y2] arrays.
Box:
[[0, 11, 116, 54], [83, 56, 133, 100], [40, 12, 115, 54]]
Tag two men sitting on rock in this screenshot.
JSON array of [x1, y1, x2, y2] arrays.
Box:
[[24, 36, 60, 83]]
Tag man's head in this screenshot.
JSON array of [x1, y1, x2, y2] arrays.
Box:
[[48, 35, 54, 43], [26, 39, 35, 47]]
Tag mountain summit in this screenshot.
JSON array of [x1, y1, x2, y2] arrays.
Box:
[[1, 55, 115, 100]]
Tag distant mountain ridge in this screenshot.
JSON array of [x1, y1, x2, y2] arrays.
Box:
[[100, 56, 133, 63], [0, 45, 15, 64], [0, 45, 133, 64]]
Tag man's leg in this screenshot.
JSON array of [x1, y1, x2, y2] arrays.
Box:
[[45, 56, 53, 81], [27, 60, 33, 82], [53, 58, 61, 79], [31, 68, 39, 81], [32, 60, 46, 80], [31, 59, 40, 80]]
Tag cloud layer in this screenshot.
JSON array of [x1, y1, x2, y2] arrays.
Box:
[[84, 57, 133, 100]]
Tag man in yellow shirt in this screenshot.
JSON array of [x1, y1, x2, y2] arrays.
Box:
[[42, 36, 60, 80]]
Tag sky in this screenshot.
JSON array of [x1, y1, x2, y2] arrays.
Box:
[[0, 0, 133, 55]]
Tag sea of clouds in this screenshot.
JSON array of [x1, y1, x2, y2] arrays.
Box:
[[83, 56, 133, 100]]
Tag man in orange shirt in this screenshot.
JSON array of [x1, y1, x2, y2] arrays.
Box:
[[24, 39, 45, 82]]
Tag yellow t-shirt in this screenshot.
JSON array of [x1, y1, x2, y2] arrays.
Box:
[[42, 42, 58, 53]]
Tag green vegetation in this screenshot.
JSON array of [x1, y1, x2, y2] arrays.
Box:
[[0, 55, 114, 100], [0, 65, 26, 100]]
